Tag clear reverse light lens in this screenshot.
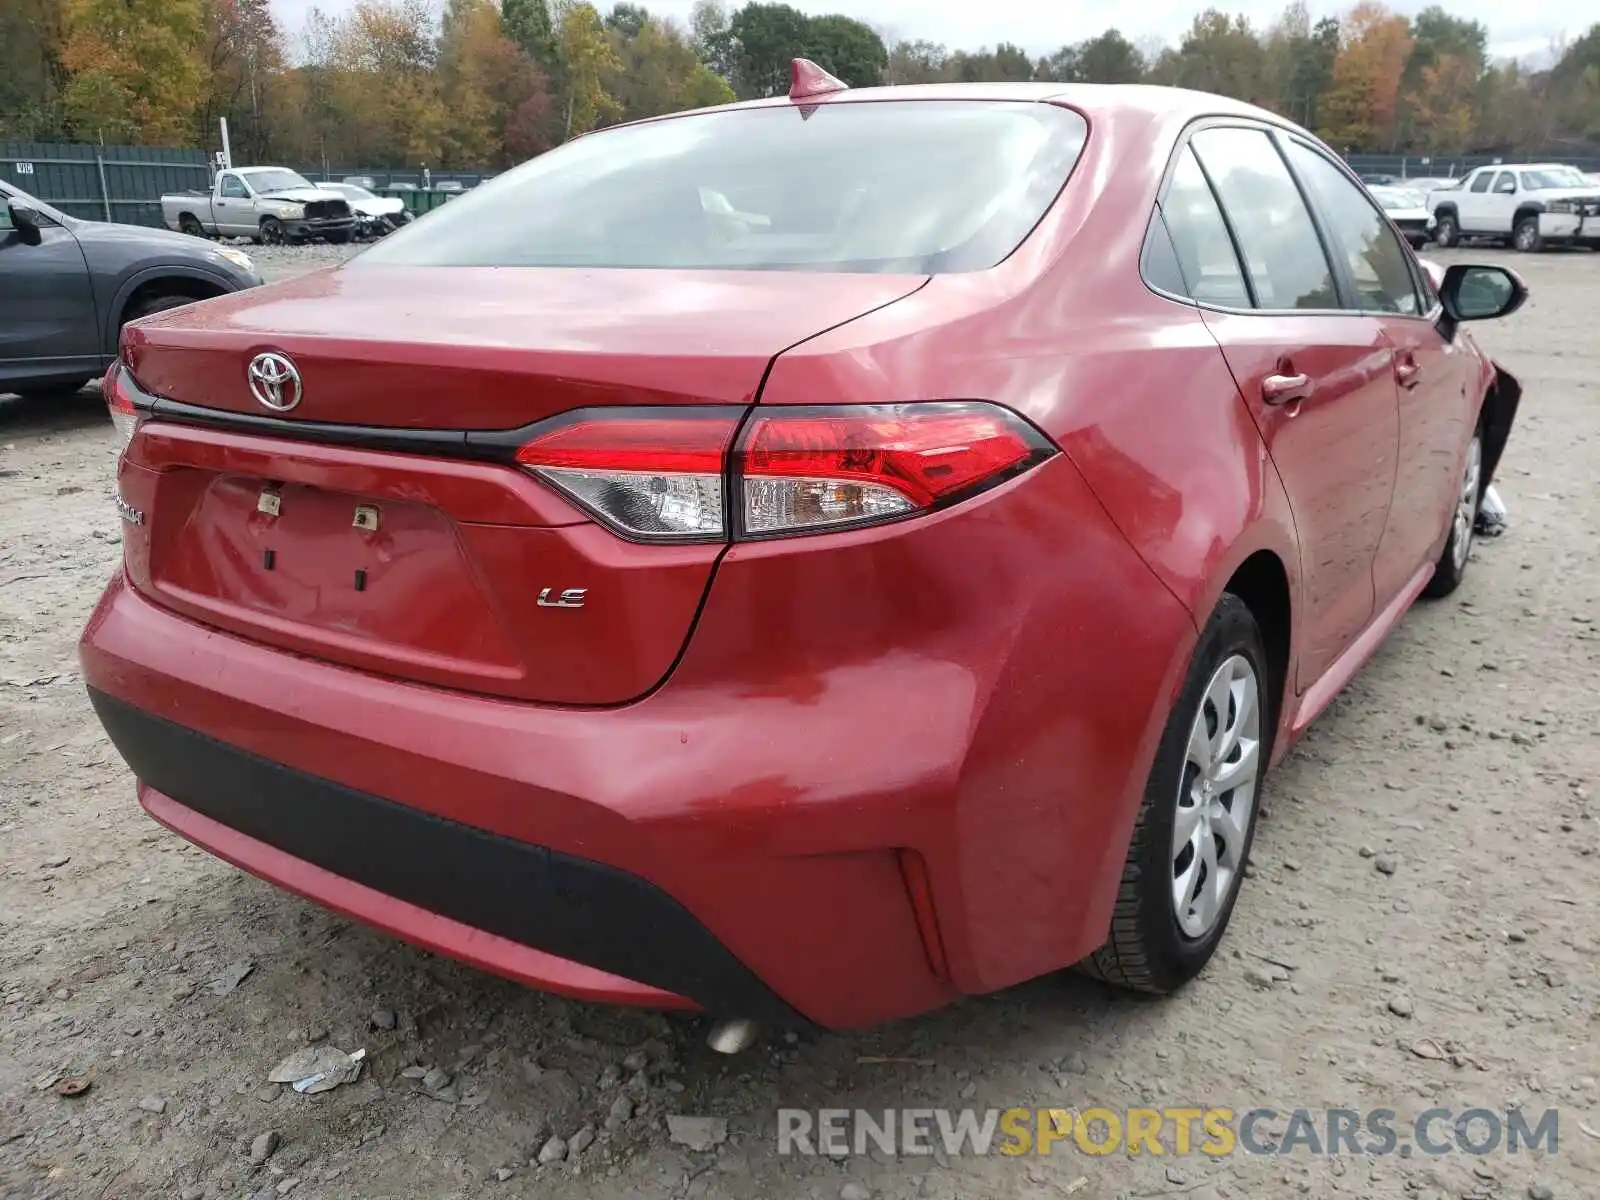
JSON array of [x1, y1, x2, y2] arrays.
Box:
[[535, 467, 723, 539], [743, 475, 914, 533]]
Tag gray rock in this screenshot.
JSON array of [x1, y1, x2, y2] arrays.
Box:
[[1059, 1052, 1088, 1075], [1527, 1186, 1554, 1200], [666, 1114, 728, 1152], [1507, 928, 1528, 943], [420, 1066, 453, 1092], [605, 1093, 633, 1130], [596, 1063, 622, 1089], [840, 1184, 872, 1200], [179, 1189, 204, 1200], [368, 1008, 396, 1031], [1165, 1165, 1188, 1185], [1358, 845, 1377, 858], [249, 1131, 280, 1164], [1374, 855, 1398, 875], [957, 1082, 976, 1101], [625, 1068, 650, 1097], [1387, 994, 1415, 1018], [495, 1168, 515, 1182], [537, 1135, 567, 1165], [1243, 965, 1278, 989], [621, 1050, 648, 1072], [570, 1124, 596, 1155], [137, 1095, 167, 1114], [275, 1180, 298, 1196]]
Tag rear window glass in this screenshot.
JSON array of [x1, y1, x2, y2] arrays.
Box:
[[357, 101, 1088, 274]]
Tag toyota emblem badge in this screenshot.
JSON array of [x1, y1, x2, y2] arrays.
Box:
[[247, 352, 302, 412]]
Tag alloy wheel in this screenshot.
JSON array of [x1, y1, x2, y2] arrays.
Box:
[[1452, 435, 1482, 574], [1171, 653, 1261, 939]]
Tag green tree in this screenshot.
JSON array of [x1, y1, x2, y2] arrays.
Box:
[[0, 0, 68, 139], [803, 14, 887, 88], [503, 0, 557, 72], [680, 61, 736, 107], [688, 0, 735, 79], [557, 0, 621, 135], [884, 39, 946, 84], [60, 0, 211, 144], [728, 2, 810, 98], [1167, 9, 1268, 103], [605, 2, 650, 39]]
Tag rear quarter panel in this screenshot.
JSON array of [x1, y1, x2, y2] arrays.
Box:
[[755, 101, 1304, 987]]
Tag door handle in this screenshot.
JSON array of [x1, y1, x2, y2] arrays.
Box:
[[1261, 372, 1312, 405], [1395, 356, 1421, 388]]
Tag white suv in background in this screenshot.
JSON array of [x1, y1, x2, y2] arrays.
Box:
[[1429, 164, 1600, 252]]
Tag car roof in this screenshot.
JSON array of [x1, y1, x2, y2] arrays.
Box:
[[709, 81, 1288, 124]]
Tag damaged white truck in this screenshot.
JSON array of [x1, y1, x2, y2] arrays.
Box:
[[162, 167, 358, 245]]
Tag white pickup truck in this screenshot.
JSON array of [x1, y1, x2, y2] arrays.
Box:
[[1428, 163, 1600, 252], [162, 167, 358, 245]]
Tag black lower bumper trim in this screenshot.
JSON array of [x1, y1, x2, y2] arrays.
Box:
[[88, 689, 800, 1021]]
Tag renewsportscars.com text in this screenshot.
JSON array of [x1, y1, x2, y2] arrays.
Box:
[[776, 1106, 1561, 1159]]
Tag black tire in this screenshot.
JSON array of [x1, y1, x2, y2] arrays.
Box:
[[1512, 215, 1542, 253], [178, 213, 207, 238], [1082, 594, 1271, 993], [125, 294, 193, 324], [1432, 212, 1458, 248], [1422, 426, 1483, 599], [259, 217, 285, 246]]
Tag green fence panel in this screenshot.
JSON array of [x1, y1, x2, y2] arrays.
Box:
[[0, 141, 210, 228]]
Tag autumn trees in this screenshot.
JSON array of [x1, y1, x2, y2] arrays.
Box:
[[2, 0, 1598, 169]]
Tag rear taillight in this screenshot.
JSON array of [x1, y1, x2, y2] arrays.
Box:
[[738, 404, 1053, 536], [105, 362, 142, 453], [514, 403, 1054, 543], [514, 409, 740, 540]]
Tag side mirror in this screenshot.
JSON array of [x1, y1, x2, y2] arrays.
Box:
[[1440, 263, 1527, 323], [7, 201, 44, 245]]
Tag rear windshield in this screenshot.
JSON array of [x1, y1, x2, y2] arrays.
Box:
[[357, 101, 1088, 274]]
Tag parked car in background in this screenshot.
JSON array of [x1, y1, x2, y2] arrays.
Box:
[[342, 175, 378, 190], [1370, 185, 1435, 247], [326, 183, 413, 238], [85, 72, 1526, 1033], [161, 167, 358, 245], [1, 179, 259, 400], [1429, 163, 1600, 251]]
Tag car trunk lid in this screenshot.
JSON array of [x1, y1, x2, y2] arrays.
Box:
[[117, 265, 927, 704]]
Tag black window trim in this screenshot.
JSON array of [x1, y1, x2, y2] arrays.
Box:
[[1139, 114, 1443, 322], [1275, 133, 1437, 324], [1140, 116, 1346, 317]]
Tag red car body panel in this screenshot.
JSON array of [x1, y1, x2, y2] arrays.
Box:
[[81, 83, 1508, 1028]]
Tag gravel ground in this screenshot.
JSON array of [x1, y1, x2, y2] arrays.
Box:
[[1, 248, 1596, 1200]]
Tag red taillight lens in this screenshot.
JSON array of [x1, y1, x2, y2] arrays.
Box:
[[104, 362, 142, 453], [513, 403, 1054, 543], [737, 403, 1054, 536], [514, 409, 740, 541]]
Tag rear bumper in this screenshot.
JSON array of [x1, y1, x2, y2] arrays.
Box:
[[80, 452, 1196, 1027], [95, 690, 773, 1016]]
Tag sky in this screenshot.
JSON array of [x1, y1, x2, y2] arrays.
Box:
[[268, 0, 1577, 66]]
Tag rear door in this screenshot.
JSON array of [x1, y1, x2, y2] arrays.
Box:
[[1282, 139, 1474, 606], [1484, 171, 1519, 234], [1174, 126, 1400, 689]]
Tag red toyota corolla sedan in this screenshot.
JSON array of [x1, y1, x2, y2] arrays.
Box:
[[81, 68, 1526, 1031]]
